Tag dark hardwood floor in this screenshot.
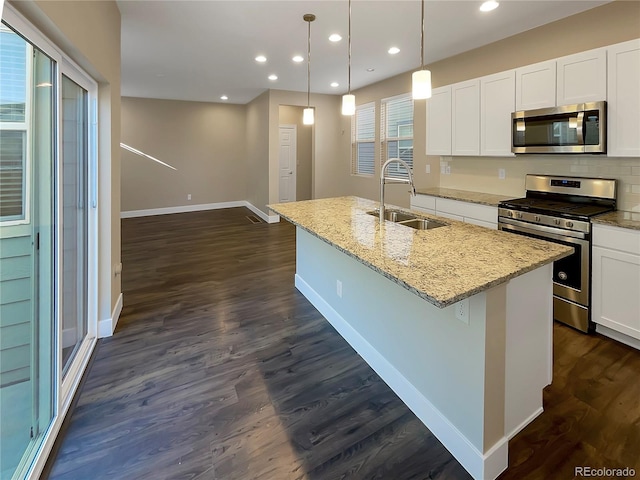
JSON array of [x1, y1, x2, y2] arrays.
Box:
[[45, 208, 640, 480]]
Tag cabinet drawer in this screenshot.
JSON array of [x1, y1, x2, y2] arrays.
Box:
[[411, 194, 436, 211], [435, 198, 498, 224], [593, 224, 640, 255]]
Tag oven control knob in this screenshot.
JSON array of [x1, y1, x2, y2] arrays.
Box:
[[535, 215, 541, 222], [516, 212, 523, 219], [554, 219, 561, 226], [566, 221, 574, 228], [558, 271, 568, 281], [508, 211, 513, 217]]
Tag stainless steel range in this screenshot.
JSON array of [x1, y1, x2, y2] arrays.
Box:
[[498, 175, 617, 333]]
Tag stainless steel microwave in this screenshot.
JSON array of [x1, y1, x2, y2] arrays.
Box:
[[512, 101, 606, 154]]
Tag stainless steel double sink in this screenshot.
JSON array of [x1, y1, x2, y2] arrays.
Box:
[[366, 209, 447, 230]]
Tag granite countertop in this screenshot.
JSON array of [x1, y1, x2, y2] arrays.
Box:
[[414, 187, 516, 207], [268, 196, 573, 308], [591, 211, 640, 231]]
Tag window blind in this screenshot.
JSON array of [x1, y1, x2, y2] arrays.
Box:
[[381, 94, 414, 179], [351, 102, 375, 176]]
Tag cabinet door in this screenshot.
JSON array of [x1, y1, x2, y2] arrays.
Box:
[[607, 39, 640, 157], [451, 79, 480, 156], [592, 246, 640, 340], [426, 86, 452, 156], [556, 48, 606, 105], [515, 60, 556, 110], [481, 70, 515, 156]]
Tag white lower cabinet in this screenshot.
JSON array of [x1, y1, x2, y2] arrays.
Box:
[[592, 224, 640, 344], [411, 194, 498, 229]]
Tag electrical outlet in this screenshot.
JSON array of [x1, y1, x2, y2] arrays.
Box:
[[440, 164, 446, 174], [455, 299, 469, 324], [498, 168, 506, 180], [445, 165, 451, 175], [336, 280, 343, 298], [187, 194, 192, 200], [425, 164, 431, 174]]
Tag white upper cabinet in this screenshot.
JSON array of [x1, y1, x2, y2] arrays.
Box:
[[515, 60, 556, 111], [426, 86, 452, 156], [480, 70, 516, 157], [556, 48, 607, 105], [451, 79, 480, 156], [607, 39, 640, 157]]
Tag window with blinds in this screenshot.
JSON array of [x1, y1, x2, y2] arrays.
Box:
[[0, 25, 29, 223], [381, 93, 413, 179], [351, 102, 375, 176]]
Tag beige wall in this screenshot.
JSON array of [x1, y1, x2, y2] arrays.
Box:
[[278, 105, 313, 201], [121, 97, 247, 211], [12, 0, 122, 319], [268, 90, 347, 206], [246, 90, 271, 213], [335, 0, 640, 210]]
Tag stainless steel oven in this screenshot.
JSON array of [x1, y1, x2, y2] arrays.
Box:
[[498, 175, 616, 333]]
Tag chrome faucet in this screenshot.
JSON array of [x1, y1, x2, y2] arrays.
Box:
[[380, 158, 416, 222]]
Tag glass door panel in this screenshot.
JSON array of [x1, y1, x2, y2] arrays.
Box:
[[60, 75, 88, 379], [0, 24, 55, 479]]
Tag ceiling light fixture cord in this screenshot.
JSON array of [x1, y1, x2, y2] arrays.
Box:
[[348, 0, 352, 94], [307, 15, 311, 107], [420, 0, 425, 70]]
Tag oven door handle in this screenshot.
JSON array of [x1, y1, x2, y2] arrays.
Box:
[[499, 218, 588, 242]]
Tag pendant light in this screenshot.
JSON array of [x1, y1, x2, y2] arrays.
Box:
[[341, 0, 355, 116], [303, 14, 316, 125], [412, 0, 432, 100]]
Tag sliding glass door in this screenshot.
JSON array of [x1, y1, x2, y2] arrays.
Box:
[[0, 9, 98, 479], [0, 24, 55, 479], [60, 75, 88, 379]]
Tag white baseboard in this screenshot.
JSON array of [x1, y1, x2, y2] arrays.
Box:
[[244, 202, 280, 223], [120, 200, 280, 223], [120, 201, 246, 218], [98, 292, 123, 338], [506, 406, 543, 440], [294, 273, 508, 480], [596, 324, 640, 350]]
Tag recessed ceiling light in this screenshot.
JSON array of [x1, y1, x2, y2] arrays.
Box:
[[388, 47, 400, 55], [329, 34, 342, 42], [479, 1, 499, 12], [366, 68, 375, 72], [255, 55, 267, 63], [268, 74, 278, 81], [292, 55, 304, 63], [220, 95, 228, 100], [330, 82, 339, 88]]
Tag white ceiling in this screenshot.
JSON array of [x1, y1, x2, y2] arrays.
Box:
[[118, 0, 611, 105]]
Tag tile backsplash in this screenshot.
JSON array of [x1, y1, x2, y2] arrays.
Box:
[[438, 156, 640, 212]]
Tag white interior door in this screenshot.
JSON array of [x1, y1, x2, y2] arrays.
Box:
[[278, 125, 296, 203]]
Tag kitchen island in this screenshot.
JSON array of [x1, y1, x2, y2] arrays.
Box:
[[268, 196, 573, 480]]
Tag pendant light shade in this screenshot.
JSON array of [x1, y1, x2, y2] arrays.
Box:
[[303, 107, 314, 125], [303, 14, 316, 125], [412, 0, 432, 100], [341, 94, 355, 116], [412, 70, 432, 100], [342, 0, 355, 116]]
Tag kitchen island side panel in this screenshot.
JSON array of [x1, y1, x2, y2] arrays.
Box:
[[294, 228, 509, 480]]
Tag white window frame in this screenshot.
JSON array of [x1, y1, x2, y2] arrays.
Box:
[[351, 101, 376, 177], [0, 24, 32, 226], [380, 93, 414, 179]]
